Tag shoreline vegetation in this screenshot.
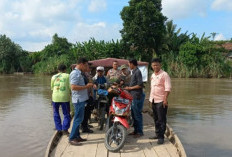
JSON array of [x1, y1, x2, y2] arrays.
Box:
[[1, 0, 232, 78], [1, 33, 231, 78]]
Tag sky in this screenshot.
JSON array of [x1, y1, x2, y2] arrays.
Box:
[[0, 0, 231, 52]]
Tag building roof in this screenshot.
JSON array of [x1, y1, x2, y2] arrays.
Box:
[[88, 58, 148, 67], [222, 42, 232, 51]]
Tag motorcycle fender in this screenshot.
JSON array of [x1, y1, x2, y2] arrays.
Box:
[[114, 117, 129, 129]]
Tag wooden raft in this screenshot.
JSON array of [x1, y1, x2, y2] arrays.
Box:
[[48, 113, 183, 157]]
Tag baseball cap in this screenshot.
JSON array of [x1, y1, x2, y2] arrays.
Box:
[[120, 64, 128, 70], [96, 66, 104, 71]]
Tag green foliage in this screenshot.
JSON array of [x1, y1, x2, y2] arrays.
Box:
[[120, 0, 167, 61], [162, 20, 191, 56], [179, 42, 201, 67], [40, 33, 73, 61], [163, 37, 232, 78], [72, 38, 126, 60], [29, 51, 42, 64], [31, 34, 75, 74], [32, 54, 74, 74], [1, 30, 231, 78], [0, 34, 31, 73], [19, 51, 32, 72]]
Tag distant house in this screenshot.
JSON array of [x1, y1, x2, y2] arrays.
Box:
[[89, 58, 149, 82], [222, 42, 232, 59], [222, 42, 232, 51], [71, 58, 149, 82]]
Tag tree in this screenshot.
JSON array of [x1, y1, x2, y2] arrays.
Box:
[[162, 20, 190, 55], [210, 32, 217, 41], [120, 0, 167, 61], [41, 33, 73, 60], [0, 34, 25, 73]]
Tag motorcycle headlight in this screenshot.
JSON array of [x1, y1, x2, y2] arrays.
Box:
[[113, 101, 127, 115]]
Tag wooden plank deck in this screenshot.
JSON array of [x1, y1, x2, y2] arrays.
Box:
[[50, 113, 180, 157]]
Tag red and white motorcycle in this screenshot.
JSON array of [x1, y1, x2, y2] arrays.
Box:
[[104, 88, 133, 152]]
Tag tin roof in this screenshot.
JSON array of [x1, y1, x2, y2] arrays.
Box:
[[88, 58, 148, 67]]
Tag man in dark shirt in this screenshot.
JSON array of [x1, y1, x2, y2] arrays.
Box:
[[124, 59, 144, 138], [81, 63, 94, 133]]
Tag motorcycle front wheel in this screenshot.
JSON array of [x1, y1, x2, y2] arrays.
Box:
[[104, 124, 126, 152]]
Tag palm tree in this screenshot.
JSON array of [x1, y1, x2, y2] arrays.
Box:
[[162, 20, 190, 55], [210, 32, 217, 41]]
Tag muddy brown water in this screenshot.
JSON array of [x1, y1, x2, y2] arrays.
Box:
[[0, 75, 231, 157]]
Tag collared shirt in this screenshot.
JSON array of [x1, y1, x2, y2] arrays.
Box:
[[70, 68, 88, 103], [149, 69, 171, 103], [107, 68, 121, 80], [129, 67, 143, 99], [51, 73, 70, 102]]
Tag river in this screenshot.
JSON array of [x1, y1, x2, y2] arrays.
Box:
[[0, 75, 231, 157]]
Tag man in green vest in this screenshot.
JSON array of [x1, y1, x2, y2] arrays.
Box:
[[51, 64, 71, 135]]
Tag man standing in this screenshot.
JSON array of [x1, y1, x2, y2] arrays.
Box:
[[51, 64, 71, 135], [69, 58, 93, 146], [81, 63, 94, 133], [125, 59, 144, 138], [149, 58, 171, 145], [106, 60, 121, 80]]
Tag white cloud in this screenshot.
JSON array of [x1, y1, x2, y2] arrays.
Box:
[[88, 0, 107, 13], [19, 41, 49, 52], [211, 0, 232, 11], [162, 0, 210, 19], [0, 0, 121, 51], [214, 33, 226, 40], [0, 0, 84, 51], [69, 22, 121, 43]]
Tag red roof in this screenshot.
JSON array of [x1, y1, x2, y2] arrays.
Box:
[[88, 58, 148, 67], [222, 42, 232, 51]]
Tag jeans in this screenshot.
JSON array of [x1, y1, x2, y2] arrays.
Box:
[[69, 101, 86, 140], [152, 101, 168, 139], [131, 92, 145, 135], [52, 102, 71, 131], [81, 96, 94, 129]]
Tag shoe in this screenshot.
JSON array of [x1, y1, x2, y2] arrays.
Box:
[[133, 133, 144, 138], [149, 135, 158, 140], [69, 139, 82, 146], [157, 139, 164, 144], [62, 130, 70, 136], [57, 130, 63, 135], [128, 132, 137, 135], [99, 126, 103, 131], [76, 137, 87, 142], [88, 124, 93, 128], [82, 128, 94, 133]]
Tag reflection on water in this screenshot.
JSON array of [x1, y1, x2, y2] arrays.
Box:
[[0, 76, 232, 157], [168, 79, 232, 157], [0, 75, 53, 157]]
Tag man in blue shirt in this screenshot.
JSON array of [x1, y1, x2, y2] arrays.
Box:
[[69, 58, 93, 146]]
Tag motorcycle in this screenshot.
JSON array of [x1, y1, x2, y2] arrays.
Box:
[[95, 83, 109, 130], [104, 88, 133, 152]]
